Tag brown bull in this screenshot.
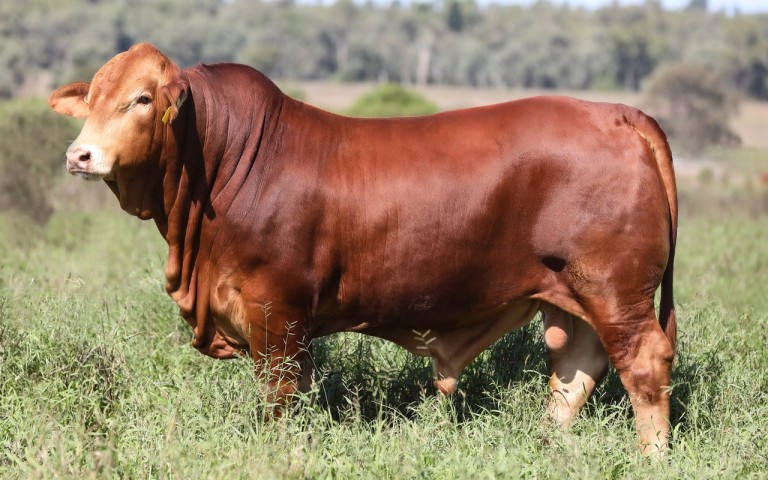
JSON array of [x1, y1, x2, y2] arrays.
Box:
[[49, 43, 677, 454]]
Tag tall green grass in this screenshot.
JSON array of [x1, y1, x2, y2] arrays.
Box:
[[1, 201, 767, 477]]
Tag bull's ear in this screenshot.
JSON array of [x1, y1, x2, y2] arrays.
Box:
[[49, 83, 90, 118], [160, 76, 189, 125]]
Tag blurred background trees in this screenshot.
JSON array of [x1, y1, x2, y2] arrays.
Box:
[[1, 0, 766, 101]]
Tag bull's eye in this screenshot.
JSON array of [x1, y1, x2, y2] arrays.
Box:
[[136, 95, 152, 105]]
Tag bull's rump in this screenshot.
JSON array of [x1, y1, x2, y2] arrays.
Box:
[[274, 96, 672, 327]]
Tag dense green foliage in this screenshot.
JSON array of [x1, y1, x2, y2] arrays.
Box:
[[3, 0, 768, 99], [344, 83, 439, 117], [1, 191, 767, 476]]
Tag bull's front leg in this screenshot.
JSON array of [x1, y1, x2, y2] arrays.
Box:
[[247, 302, 311, 415]]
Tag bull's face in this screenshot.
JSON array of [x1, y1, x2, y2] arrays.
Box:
[[49, 43, 188, 184]]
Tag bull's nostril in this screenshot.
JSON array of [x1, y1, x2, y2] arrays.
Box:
[[65, 146, 97, 171]]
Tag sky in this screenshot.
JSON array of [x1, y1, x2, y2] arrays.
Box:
[[493, 0, 768, 14]]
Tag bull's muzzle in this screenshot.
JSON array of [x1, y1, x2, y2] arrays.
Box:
[[65, 144, 107, 181]]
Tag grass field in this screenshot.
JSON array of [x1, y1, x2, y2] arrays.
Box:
[[1, 96, 768, 476]]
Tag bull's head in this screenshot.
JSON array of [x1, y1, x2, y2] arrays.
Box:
[[49, 43, 188, 217]]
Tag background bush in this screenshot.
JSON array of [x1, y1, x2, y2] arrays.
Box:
[[344, 83, 439, 117], [0, 99, 80, 226], [644, 62, 741, 155]]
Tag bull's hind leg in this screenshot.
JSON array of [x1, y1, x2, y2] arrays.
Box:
[[543, 305, 609, 426], [586, 300, 674, 455]]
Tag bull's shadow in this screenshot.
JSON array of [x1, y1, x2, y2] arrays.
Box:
[[307, 315, 711, 435], [307, 315, 550, 422]]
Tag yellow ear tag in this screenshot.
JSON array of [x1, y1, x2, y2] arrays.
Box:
[[162, 96, 186, 125]]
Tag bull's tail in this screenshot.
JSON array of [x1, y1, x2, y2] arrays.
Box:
[[625, 109, 678, 355]]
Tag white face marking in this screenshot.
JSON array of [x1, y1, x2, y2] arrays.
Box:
[[64, 87, 157, 182]]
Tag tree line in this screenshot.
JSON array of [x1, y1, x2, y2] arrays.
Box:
[[2, 0, 766, 100]]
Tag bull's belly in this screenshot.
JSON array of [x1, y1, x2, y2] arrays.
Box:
[[318, 296, 541, 352], [361, 298, 542, 382]]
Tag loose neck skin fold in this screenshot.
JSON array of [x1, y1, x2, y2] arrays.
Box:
[[118, 64, 285, 338]]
